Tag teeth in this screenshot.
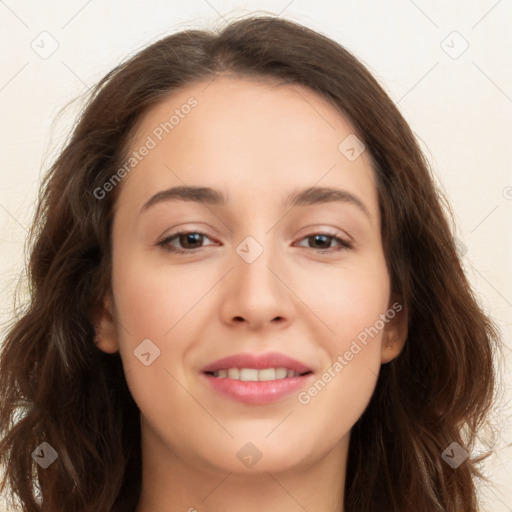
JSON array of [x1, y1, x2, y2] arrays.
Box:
[[275, 367, 288, 379], [240, 368, 259, 381], [211, 367, 302, 380], [227, 368, 240, 379], [257, 368, 275, 381]]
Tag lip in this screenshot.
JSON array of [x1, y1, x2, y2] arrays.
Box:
[[200, 351, 313, 374], [200, 351, 314, 405]]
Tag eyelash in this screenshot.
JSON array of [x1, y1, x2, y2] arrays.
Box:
[[155, 230, 353, 255]]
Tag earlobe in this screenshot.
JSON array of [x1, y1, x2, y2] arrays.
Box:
[[92, 292, 120, 354], [380, 300, 408, 364]]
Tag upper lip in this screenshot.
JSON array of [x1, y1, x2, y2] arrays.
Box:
[[201, 351, 313, 374]]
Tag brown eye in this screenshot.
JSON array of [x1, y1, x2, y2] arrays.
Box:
[[157, 231, 216, 254], [296, 233, 352, 252], [177, 232, 204, 249]]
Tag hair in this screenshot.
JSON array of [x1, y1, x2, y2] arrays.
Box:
[[0, 13, 503, 512]]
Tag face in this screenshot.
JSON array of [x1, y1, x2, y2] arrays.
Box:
[[95, 75, 407, 476]]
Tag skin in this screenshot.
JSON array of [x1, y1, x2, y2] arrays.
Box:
[[94, 74, 407, 512]]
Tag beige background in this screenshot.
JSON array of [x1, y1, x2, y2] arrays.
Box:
[[0, 1, 511, 510]]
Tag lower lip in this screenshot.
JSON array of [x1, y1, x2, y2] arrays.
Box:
[[202, 373, 314, 405]]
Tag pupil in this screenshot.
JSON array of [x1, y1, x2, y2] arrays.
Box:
[[182, 233, 201, 248], [312, 234, 329, 249]]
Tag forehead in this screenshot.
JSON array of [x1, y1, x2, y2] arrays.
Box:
[[115, 74, 378, 219], [132, 73, 357, 152]]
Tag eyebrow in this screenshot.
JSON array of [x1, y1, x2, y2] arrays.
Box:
[[140, 185, 372, 221]]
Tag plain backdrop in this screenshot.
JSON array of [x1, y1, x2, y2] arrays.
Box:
[[0, 1, 511, 510]]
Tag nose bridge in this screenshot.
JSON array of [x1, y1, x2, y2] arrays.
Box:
[[230, 196, 279, 274], [221, 229, 290, 327], [234, 232, 281, 293]]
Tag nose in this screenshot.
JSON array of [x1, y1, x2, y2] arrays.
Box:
[[219, 238, 292, 331]]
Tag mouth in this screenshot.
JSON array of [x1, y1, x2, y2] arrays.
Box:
[[200, 352, 315, 405], [205, 367, 313, 380]]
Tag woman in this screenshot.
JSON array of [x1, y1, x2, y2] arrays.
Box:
[[0, 14, 502, 512]]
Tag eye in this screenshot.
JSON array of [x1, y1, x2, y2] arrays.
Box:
[[156, 230, 217, 254], [295, 232, 352, 252]]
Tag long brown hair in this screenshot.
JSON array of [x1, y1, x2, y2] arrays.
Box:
[[0, 14, 503, 512]]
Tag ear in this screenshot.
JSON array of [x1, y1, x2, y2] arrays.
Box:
[[92, 291, 120, 354], [380, 298, 408, 364]]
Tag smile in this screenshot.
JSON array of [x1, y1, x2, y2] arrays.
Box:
[[206, 367, 312, 381]]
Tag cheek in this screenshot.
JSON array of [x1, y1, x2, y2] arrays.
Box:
[[110, 267, 195, 442], [297, 250, 390, 348], [110, 248, 214, 405], [292, 254, 389, 417], [112, 246, 210, 341]]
